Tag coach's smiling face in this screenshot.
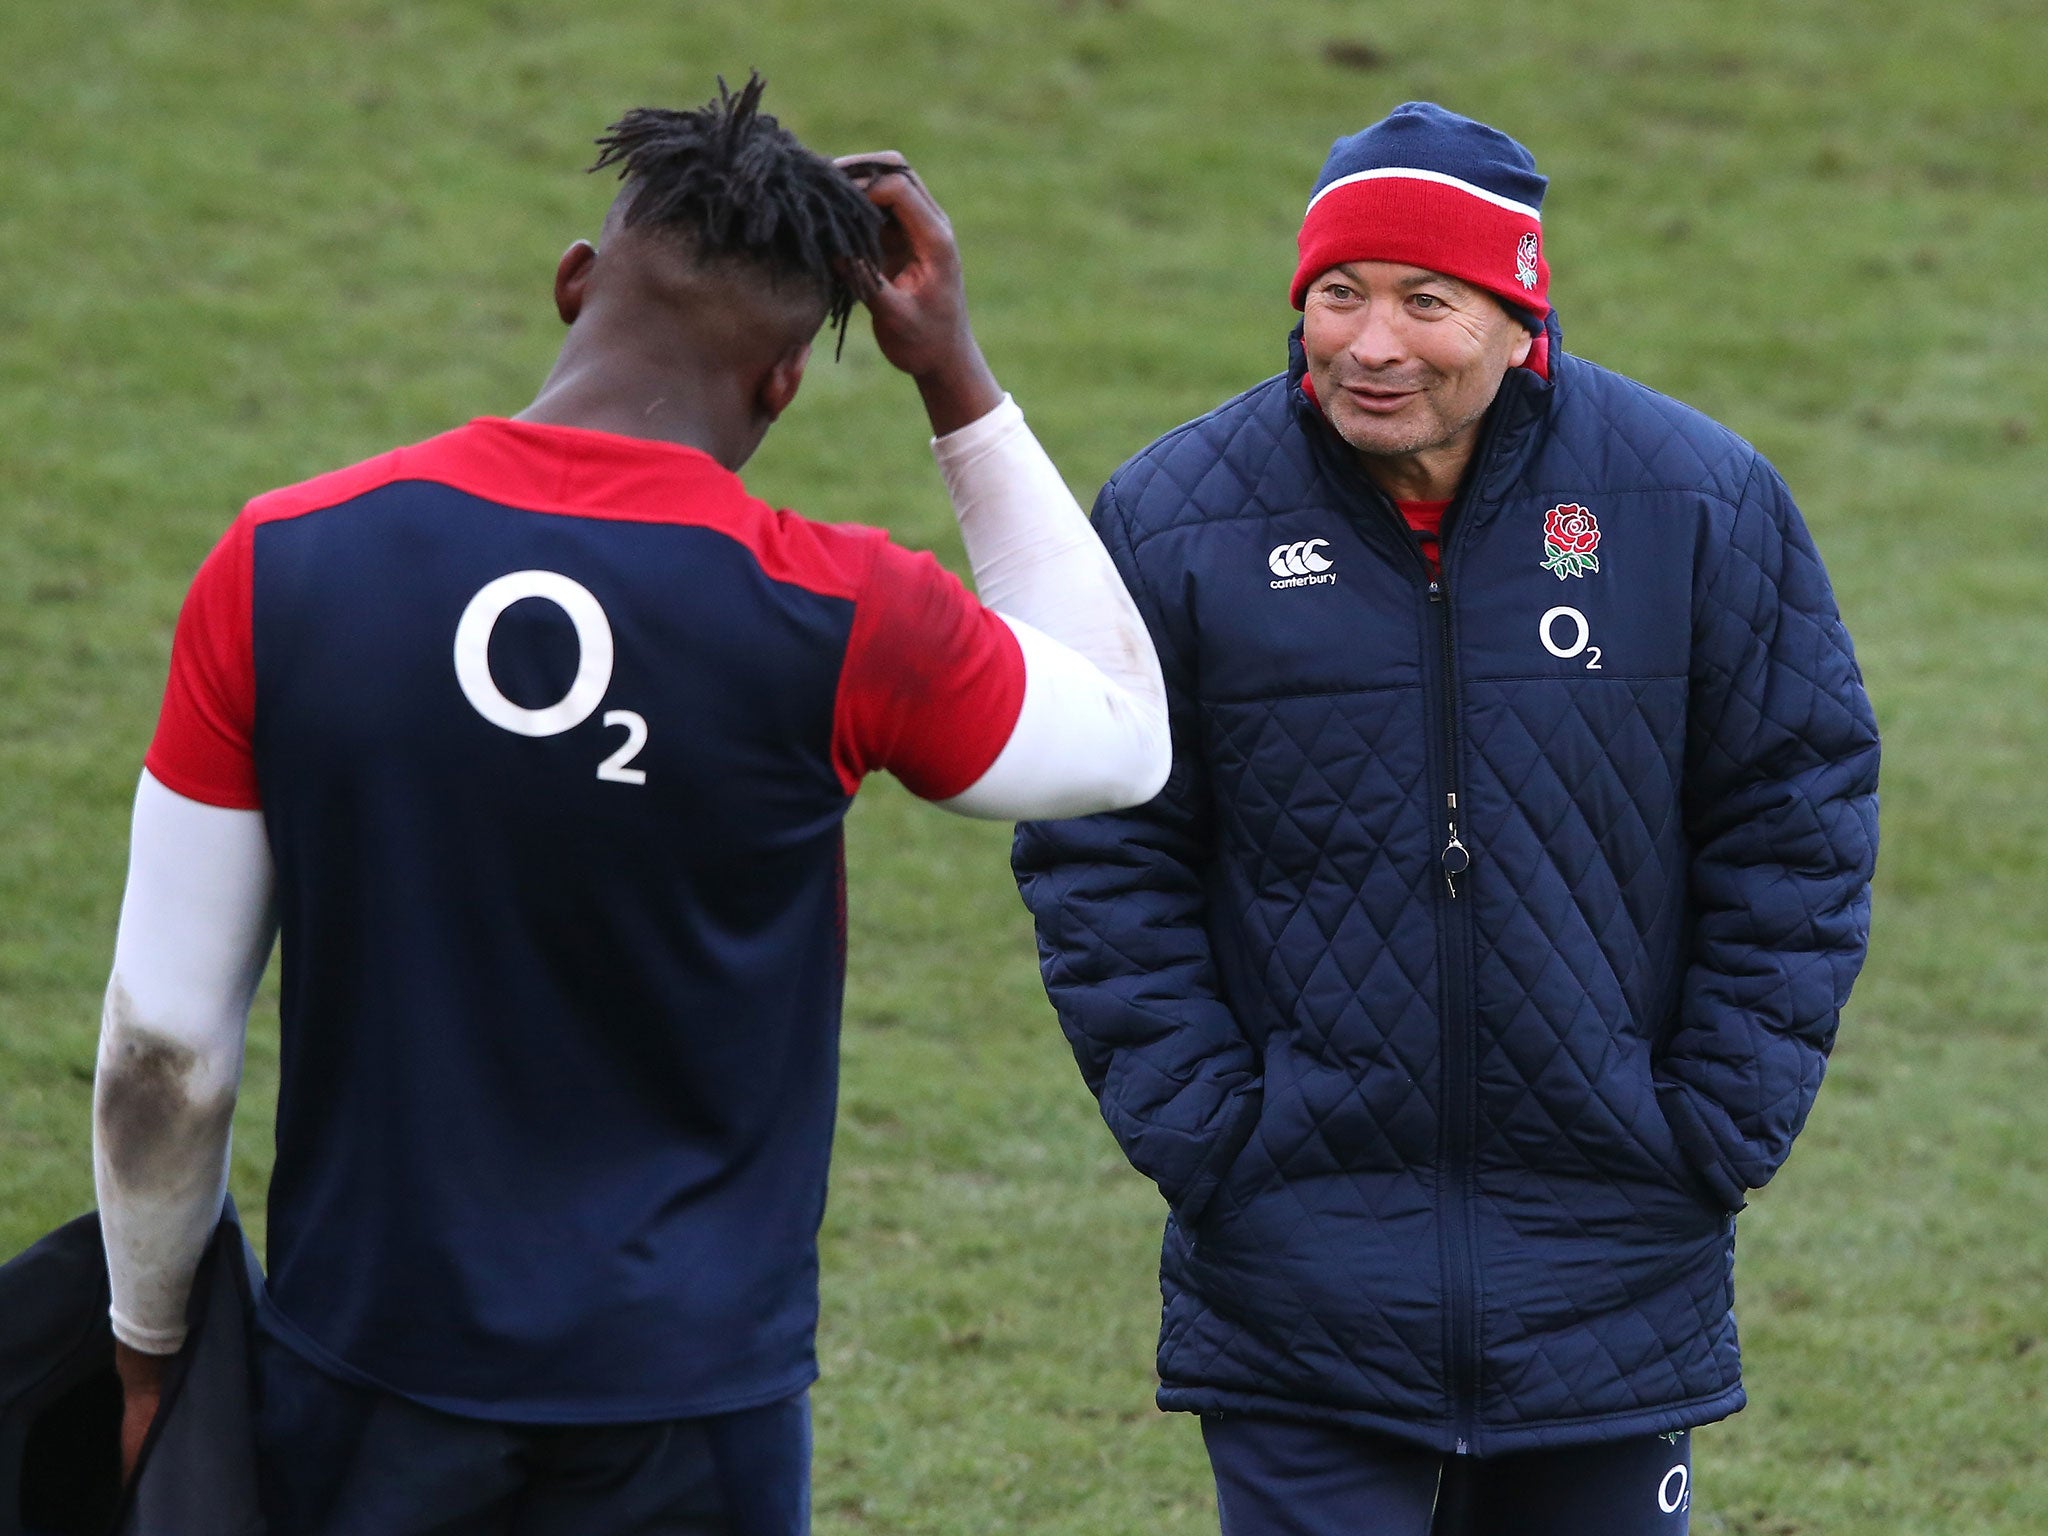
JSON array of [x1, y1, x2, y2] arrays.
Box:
[[1302, 260, 1533, 494]]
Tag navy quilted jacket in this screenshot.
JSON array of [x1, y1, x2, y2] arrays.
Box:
[[1013, 322, 1879, 1454]]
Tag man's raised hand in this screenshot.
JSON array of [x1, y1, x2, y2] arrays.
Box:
[[835, 152, 1002, 435]]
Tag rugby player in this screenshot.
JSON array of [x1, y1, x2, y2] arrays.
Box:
[[92, 76, 1167, 1532]]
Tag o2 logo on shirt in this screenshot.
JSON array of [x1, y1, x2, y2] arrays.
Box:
[[453, 571, 648, 785]]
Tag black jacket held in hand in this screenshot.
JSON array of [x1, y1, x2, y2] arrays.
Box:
[[0, 1203, 263, 1535]]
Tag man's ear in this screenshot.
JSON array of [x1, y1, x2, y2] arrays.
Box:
[[1506, 312, 1536, 370], [552, 240, 598, 326], [757, 340, 814, 424]]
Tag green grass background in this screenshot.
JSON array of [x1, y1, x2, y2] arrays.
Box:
[[2, 0, 2044, 1529]]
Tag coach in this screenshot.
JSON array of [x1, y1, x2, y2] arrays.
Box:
[[1014, 102, 1878, 1533]]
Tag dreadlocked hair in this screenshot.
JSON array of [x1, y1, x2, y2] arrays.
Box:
[[591, 74, 883, 352]]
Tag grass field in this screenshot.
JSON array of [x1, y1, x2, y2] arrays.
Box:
[[2, 1, 2045, 1530]]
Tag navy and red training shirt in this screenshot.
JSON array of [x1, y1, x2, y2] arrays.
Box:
[[146, 417, 1025, 1420]]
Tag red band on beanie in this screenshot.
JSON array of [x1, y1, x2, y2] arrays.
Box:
[[1291, 170, 1550, 321]]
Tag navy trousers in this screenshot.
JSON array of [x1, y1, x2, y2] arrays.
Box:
[[254, 1329, 811, 1536], [1203, 1414, 1693, 1536]]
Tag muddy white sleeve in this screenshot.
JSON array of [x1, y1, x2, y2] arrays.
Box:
[[929, 397, 1170, 820], [93, 770, 274, 1354]]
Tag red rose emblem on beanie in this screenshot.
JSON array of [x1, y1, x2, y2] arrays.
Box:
[[1541, 504, 1600, 579]]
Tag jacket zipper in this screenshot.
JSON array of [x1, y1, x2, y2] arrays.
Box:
[[1351, 483, 1484, 1453], [1422, 400, 1516, 1456], [1305, 375, 1519, 1456], [1427, 568, 1480, 1455]]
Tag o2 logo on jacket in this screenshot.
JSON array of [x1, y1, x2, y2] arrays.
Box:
[[1540, 605, 1603, 670], [453, 571, 649, 785]]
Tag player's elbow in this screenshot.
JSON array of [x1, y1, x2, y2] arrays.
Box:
[[1112, 707, 1173, 809], [1026, 624, 1171, 814], [939, 695, 1170, 822], [1021, 695, 1172, 818]]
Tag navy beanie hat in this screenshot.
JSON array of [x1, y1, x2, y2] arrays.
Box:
[[1292, 102, 1550, 326]]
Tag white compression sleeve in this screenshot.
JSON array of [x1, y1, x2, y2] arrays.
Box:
[[930, 397, 1170, 820], [93, 770, 275, 1353]]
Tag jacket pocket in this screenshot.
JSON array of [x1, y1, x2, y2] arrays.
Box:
[[1606, 1041, 1747, 1220], [1170, 1080, 1265, 1229], [1651, 1078, 1748, 1214]]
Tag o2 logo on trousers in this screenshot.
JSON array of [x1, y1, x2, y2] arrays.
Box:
[[1539, 605, 1603, 670], [1658, 1463, 1689, 1515], [453, 571, 648, 785]]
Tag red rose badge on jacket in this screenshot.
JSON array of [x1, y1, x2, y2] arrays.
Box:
[[1541, 503, 1601, 579]]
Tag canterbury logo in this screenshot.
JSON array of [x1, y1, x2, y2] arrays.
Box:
[[1268, 539, 1337, 589]]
